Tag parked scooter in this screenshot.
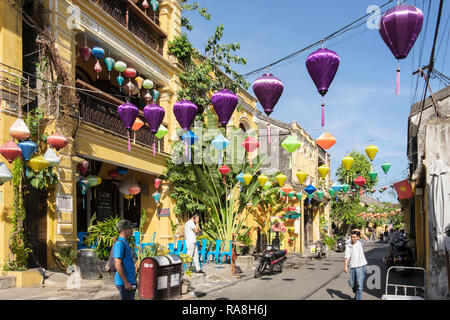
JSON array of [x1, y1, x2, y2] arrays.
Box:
[[336, 237, 347, 253], [315, 240, 327, 259], [383, 232, 413, 271], [254, 244, 287, 278]]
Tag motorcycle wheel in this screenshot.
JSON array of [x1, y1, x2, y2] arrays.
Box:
[[273, 263, 283, 274], [254, 261, 267, 278]]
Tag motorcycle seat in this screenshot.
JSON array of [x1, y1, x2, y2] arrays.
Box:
[[273, 250, 287, 258]]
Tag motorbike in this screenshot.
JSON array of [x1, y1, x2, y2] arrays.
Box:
[[315, 240, 326, 259], [254, 244, 287, 278], [336, 237, 347, 253], [383, 233, 413, 271]]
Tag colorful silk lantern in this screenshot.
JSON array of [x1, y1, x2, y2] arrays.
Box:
[[252, 73, 284, 144], [354, 176, 366, 196], [154, 178, 162, 189], [236, 173, 245, 185], [0, 141, 21, 163], [296, 171, 307, 185], [241, 136, 260, 168], [379, 4, 423, 94], [342, 183, 350, 193], [342, 155, 354, 170], [263, 181, 272, 191], [86, 175, 99, 187], [318, 165, 330, 179], [118, 102, 139, 151], [77, 178, 89, 208], [114, 61, 127, 92], [316, 132, 337, 150], [18, 140, 37, 161], [211, 134, 229, 166], [0, 162, 13, 185], [116, 166, 128, 175], [180, 131, 198, 161], [281, 184, 293, 194], [155, 124, 168, 154], [316, 190, 324, 201], [92, 47, 105, 79], [276, 173, 287, 186], [151, 90, 160, 103], [108, 169, 119, 179], [218, 165, 231, 184], [143, 103, 165, 155], [79, 45, 91, 62], [296, 191, 303, 200], [142, 0, 149, 12], [77, 160, 89, 175], [304, 184, 316, 197], [43, 148, 60, 167], [104, 57, 115, 80], [143, 79, 154, 90], [135, 76, 144, 90], [368, 171, 378, 182], [27, 155, 49, 172], [243, 173, 253, 186], [211, 89, 238, 127], [173, 100, 198, 131], [288, 191, 295, 200], [152, 192, 162, 204], [124, 68, 137, 89], [9, 119, 31, 141], [47, 133, 68, 151], [131, 118, 145, 144], [328, 188, 335, 198], [381, 161, 391, 174], [150, 0, 159, 11], [365, 144, 378, 161], [257, 174, 268, 187], [129, 184, 141, 195], [306, 47, 340, 127], [281, 136, 301, 168]]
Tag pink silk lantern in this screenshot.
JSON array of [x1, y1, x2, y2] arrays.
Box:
[[154, 178, 162, 189], [47, 133, 69, 151], [0, 141, 22, 163], [241, 136, 260, 168], [9, 119, 31, 141]]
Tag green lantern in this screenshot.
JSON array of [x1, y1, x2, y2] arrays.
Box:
[[317, 190, 324, 200], [296, 191, 302, 200], [263, 181, 272, 190], [155, 124, 169, 153], [342, 183, 350, 193], [381, 162, 391, 174], [281, 136, 301, 169], [368, 171, 378, 181], [288, 191, 295, 200], [307, 193, 314, 202], [328, 188, 335, 198], [279, 190, 286, 198]]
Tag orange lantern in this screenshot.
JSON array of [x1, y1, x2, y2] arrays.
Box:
[[131, 118, 145, 143], [316, 132, 337, 150]]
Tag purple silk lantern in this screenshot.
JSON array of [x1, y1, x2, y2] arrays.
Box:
[[143, 103, 165, 155], [173, 100, 198, 131], [305, 47, 340, 127], [118, 102, 139, 151], [79, 45, 92, 62], [252, 73, 284, 144], [379, 4, 423, 95], [211, 89, 238, 127]]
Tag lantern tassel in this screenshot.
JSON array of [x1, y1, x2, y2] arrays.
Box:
[[153, 142, 156, 156], [218, 152, 222, 166], [267, 116, 271, 145], [185, 141, 188, 158], [158, 140, 161, 153], [127, 131, 131, 151], [321, 103, 325, 127], [396, 67, 400, 95]]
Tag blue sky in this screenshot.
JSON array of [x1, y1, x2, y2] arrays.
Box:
[[183, 0, 449, 203]]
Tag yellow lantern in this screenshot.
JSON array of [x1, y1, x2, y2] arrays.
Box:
[[257, 174, 268, 187], [27, 155, 50, 172], [296, 171, 307, 184], [365, 144, 378, 161], [276, 173, 287, 186], [124, 194, 134, 200], [318, 165, 330, 179], [243, 173, 253, 185], [342, 155, 354, 170]]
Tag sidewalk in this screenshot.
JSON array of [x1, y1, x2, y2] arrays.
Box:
[[0, 251, 320, 300]]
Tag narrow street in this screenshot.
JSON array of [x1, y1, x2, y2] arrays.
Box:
[[194, 241, 425, 300]]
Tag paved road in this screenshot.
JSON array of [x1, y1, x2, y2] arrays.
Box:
[[194, 241, 425, 300]]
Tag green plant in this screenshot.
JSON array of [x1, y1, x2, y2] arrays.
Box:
[[53, 244, 76, 271], [84, 214, 122, 261], [27, 167, 58, 190], [5, 158, 32, 271], [323, 235, 337, 250]]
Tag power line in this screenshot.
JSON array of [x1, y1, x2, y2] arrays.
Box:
[[242, 0, 404, 78]]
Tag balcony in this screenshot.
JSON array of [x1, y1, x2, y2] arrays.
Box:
[[89, 0, 166, 56], [76, 80, 164, 151]]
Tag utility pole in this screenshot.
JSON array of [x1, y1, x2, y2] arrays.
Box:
[[412, 65, 440, 117]]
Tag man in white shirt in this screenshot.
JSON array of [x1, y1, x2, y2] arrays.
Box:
[[344, 229, 369, 300], [184, 212, 204, 274]]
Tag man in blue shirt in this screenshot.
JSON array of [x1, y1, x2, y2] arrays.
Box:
[[114, 219, 137, 300]]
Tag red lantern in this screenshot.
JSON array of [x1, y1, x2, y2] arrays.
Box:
[[218, 165, 231, 184], [241, 137, 259, 168], [0, 141, 22, 163], [77, 160, 89, 175], [108, 169, 119, 179], [154, 178, 162, 189], [47, 134, 69, 151], [315, 132, 337, 150], [124, 68, 137, 79], [129, 184, 141, 195]]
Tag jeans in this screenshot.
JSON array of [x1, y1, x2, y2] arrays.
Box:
[[116, 285, 136, 300], [349, 266, 366, 300]]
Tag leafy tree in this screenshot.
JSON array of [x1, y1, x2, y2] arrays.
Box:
[[335, 151, 378, 190]]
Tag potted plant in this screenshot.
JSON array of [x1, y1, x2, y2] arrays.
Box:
[[52, 244, 77, 273], [178, 253, 193, 295]]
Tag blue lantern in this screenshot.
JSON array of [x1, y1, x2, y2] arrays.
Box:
[[116, 166, 128, 175], [152, 192, 162, 204], [116, 75, 124, 91], [92, 47, 105, 60], [211, 134, 229, 166], [18, 140, 37, 161], [104, 57, 115, 80], [180, 131, 198, 161], [304, 184, 316, 205]]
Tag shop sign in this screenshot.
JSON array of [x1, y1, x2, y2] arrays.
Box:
[[56, 194, 73, 211], [157, 208, 170, 217]]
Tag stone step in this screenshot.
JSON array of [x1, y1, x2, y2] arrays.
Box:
[[0, 276, 16, 290]]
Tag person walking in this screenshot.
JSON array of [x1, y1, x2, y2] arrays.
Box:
[[344, 229, 369, 300], [184, 212, 204, 274], [113, 219, 137, 300]]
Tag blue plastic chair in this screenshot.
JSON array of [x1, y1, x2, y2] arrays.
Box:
[[220, 240, 233, 264], [206, 239, 222, 263], [168, 243, 175, 254], [174, 240, 184, 255], [77, 232, 88, 250], [198, 239, 209, 264], [134, 231, 156, 255]]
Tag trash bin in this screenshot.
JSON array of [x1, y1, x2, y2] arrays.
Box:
[[138, 254, 182, 300], [77, 249, 100, 280]]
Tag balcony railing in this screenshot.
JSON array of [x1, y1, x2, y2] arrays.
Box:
[[77, 87, 163, 151], [90, 0, 165, 55]]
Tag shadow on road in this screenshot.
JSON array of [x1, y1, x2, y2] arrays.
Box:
[[326, 289, 352, 300]]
